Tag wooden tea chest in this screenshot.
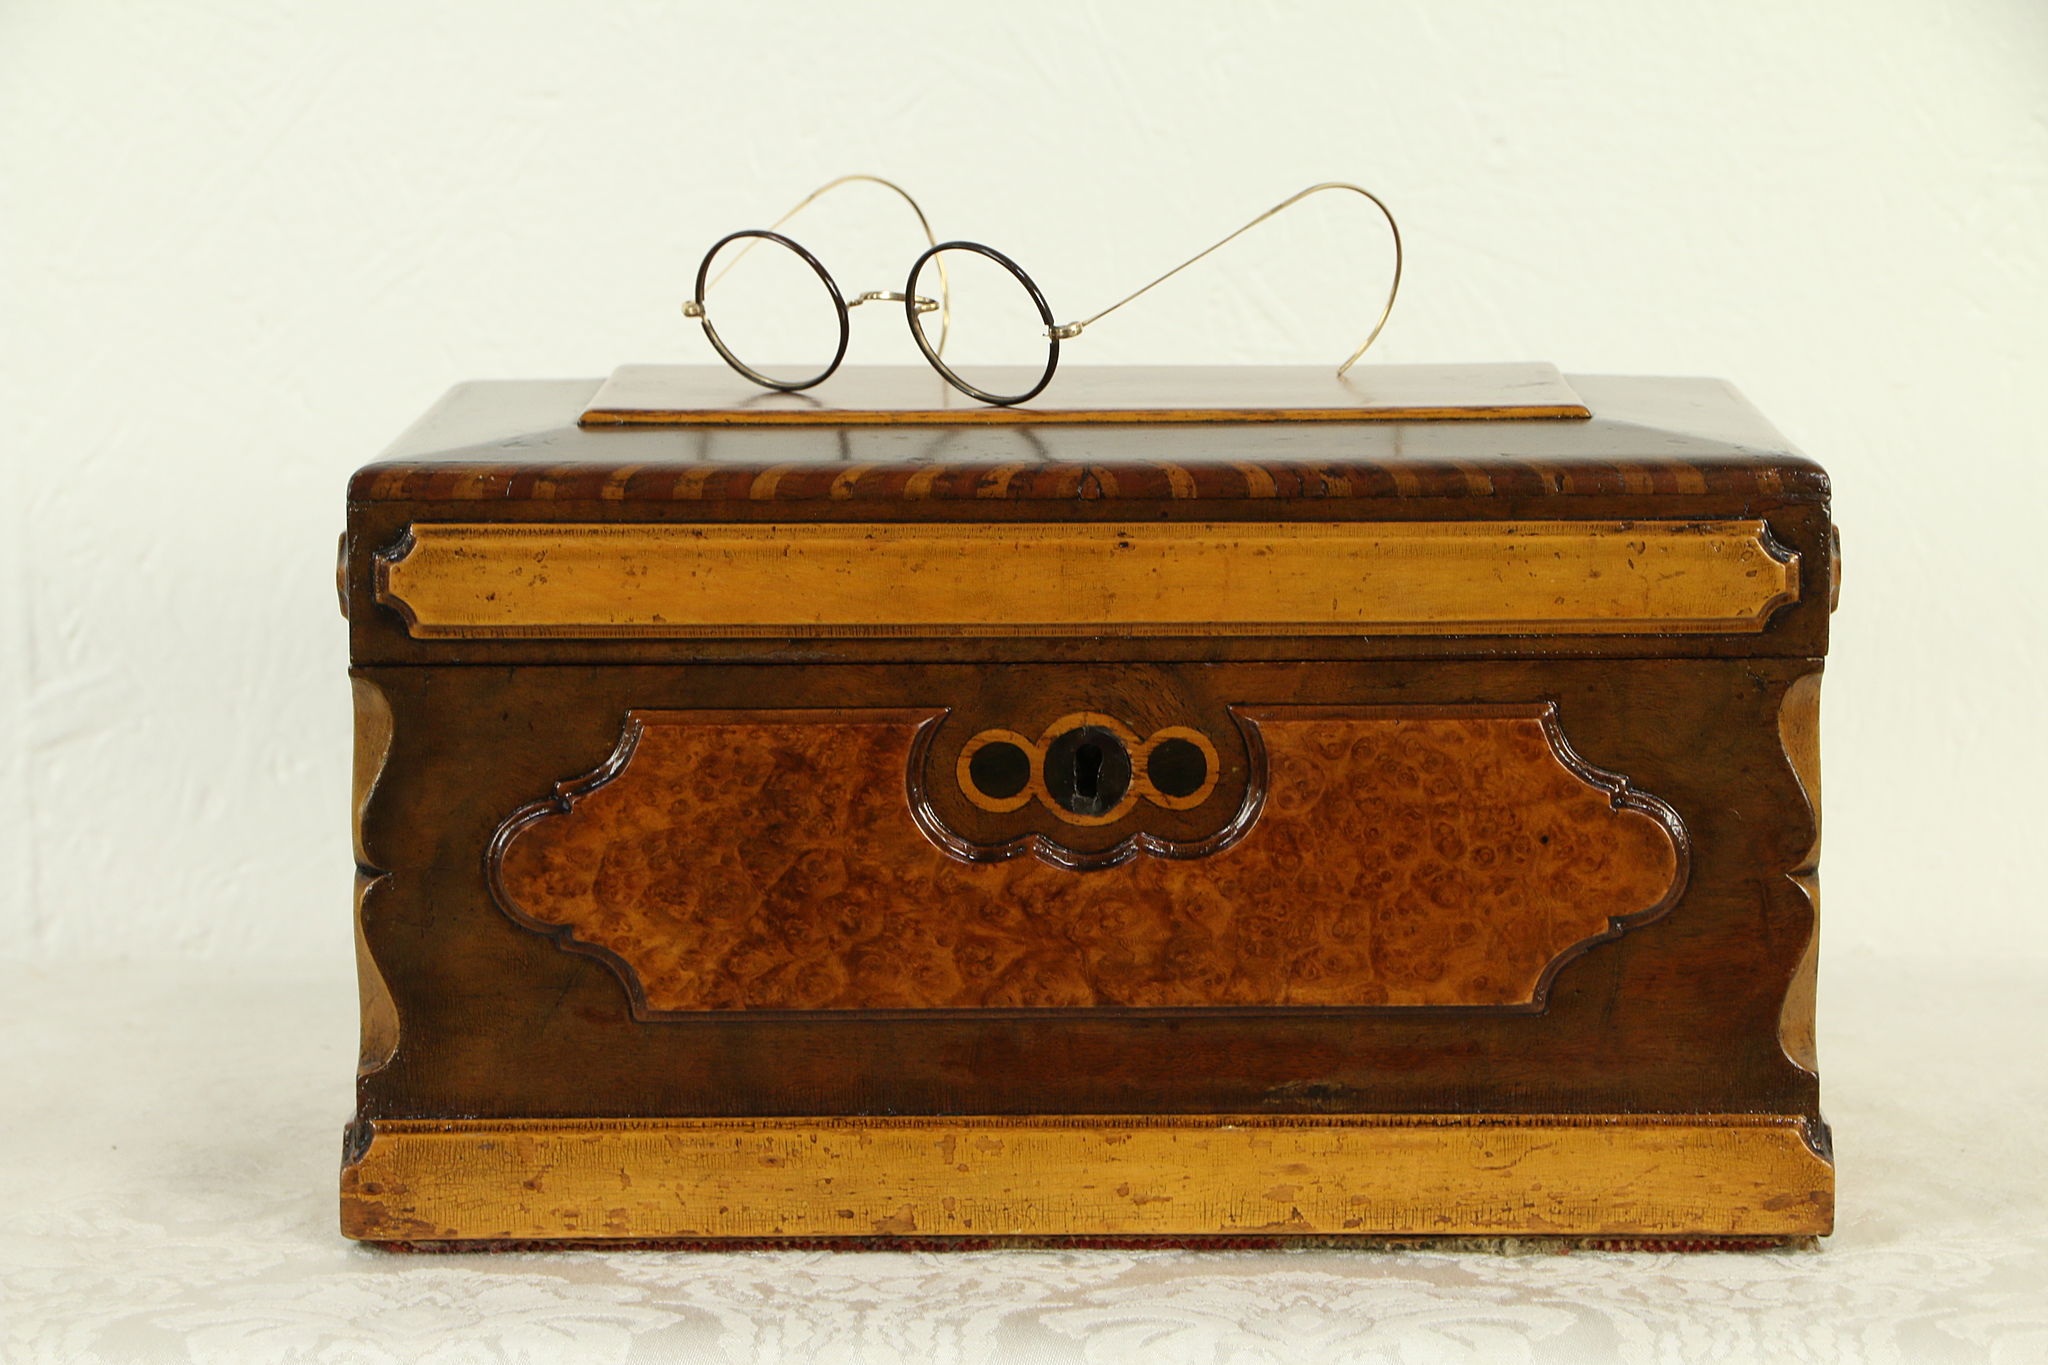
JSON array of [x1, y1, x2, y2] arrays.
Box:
[[339, 366, 1836, 1246]]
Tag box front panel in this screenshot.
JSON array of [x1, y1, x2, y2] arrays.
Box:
[[350, 657, 1820, 1123]]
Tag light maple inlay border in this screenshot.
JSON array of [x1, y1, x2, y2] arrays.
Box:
[[339, 1113, 1834, 1243], [574, 362, 1593, 426], [373, 520, 1799, 640]]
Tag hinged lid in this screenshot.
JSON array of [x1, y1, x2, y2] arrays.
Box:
[[344, 368, 1832, 667]]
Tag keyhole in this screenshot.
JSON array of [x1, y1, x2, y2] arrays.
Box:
[[1043, 725, 1131, 818], [1074, 743, 1103, 800]]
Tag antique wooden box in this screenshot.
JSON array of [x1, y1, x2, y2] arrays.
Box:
[[339, 366, 1835, 1247]]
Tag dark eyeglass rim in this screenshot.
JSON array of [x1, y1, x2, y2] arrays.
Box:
[[688, 231, 1060, 406], [691, 229, 851, 393], [906, 241, 1059, 407]]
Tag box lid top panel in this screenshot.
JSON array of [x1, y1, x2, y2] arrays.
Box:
[[350, 372, 1826, 511], [344, 372, 1832, 665]]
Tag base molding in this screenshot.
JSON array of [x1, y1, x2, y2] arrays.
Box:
[[341, 1113, 1833, 1244]]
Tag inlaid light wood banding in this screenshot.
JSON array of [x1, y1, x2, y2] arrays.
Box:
[[339, 1113, 1834, 1243], [375, 520, 1799, 639], [575, 363, 1593, 426]]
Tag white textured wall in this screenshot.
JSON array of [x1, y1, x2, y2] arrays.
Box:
[[2, 0, 2042, 965]]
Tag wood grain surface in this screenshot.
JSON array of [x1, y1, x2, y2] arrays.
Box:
[[343, 372, 1834, 1245], [490, 705, 1685, 1014], [344, 375, 1835, 668], [576, 363, 1593, 426], [374, 520, 1799, 640], [351, 678, 398, 1077], [1778, 671, 1824, 1076], [349, 375, 1827, 508], [346, 657, 1824, 1124], [340, 1113, 1834, 1243]]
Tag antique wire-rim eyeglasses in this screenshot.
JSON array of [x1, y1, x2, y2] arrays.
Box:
[[683, 175, 1403, 407]]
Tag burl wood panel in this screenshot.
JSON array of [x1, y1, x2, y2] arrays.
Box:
[[491, 705, 1685, 1014]]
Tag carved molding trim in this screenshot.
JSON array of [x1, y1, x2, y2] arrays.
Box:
[[487, 703, 1689, 1018], [1778, 671, 1824, 1077], [375, 519, 1800, 640]]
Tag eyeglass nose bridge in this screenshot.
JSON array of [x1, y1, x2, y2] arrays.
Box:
[[848, 290, 939, 315], [683, 291, 937, 320]]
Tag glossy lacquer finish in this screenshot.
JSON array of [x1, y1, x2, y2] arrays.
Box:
[[490, 705, 1684, 1013], [341, 370, 1833, 1245]]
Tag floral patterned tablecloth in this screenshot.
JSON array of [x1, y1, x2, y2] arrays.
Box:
[[3, 954, 2043, 1365]]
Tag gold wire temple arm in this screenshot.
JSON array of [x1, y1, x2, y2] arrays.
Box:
[[1047, 181, 1403, 375], [689, 173, 952, 353]]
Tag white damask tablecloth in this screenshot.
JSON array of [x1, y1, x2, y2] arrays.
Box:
[[3, 953, 2043, 1365]]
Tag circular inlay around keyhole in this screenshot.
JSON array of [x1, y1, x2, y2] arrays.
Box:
[[1043, 725, 1132, 818], [966, 739, 1032, 801], [1145, 736, 1210, 799]]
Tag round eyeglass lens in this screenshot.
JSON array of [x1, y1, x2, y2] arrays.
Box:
[[908, 244, 1057, 405], [694, 231, 846, 390]]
